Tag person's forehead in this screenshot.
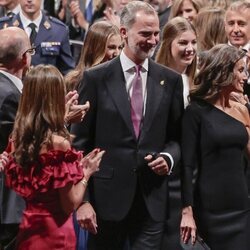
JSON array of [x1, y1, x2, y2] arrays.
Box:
[[226, 9, 250, 20], [133, 11, 159, 26]]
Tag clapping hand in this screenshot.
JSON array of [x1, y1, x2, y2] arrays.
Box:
[[65, 90, 90, 124], [0, 151, 9, 172], [80, 148, 105, 179]]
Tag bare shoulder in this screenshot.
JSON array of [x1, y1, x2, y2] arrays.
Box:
[[232, 101, 250, 126], [233, 101, 249, 116], [52, 134, 71, 151]]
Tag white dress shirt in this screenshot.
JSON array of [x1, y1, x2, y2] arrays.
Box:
[[19, 10, 43, 37], [182, 73, 190, 108], [119, 51, 174, 173]]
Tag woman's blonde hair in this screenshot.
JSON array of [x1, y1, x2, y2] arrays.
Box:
[[195, 7, 227, 51], [65, 21, 120, 91], [156, 17, 197, 83], [169, 0, 205, 21]]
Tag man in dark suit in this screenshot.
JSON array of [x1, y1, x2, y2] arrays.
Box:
[[0, 26, 32, 250], [0, 0, 75, 75], [70, 1, 183, 249]]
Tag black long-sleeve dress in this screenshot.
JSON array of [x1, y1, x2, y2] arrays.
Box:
[[181, 100, 249, 250]]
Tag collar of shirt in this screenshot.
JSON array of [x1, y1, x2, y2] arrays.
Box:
[[5, 4, 21, 15], [120, 50, 148, 100], [20, 10, 43, 36], [0, 70, 23, 93], [181, 73, 189, 109], [228, 41, 250, 51]]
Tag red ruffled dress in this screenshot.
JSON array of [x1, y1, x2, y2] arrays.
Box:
[[4, 149, 84, 250]]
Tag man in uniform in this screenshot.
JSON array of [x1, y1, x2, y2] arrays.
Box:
[[0, 0, 75, 75]]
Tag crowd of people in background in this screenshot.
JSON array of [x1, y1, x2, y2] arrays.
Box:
[[0, 0, 249, 250]]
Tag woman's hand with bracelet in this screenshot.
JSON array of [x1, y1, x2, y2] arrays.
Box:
[[80, 148, 105, 179]]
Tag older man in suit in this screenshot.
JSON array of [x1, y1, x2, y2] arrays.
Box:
[[0, 27, 31, 250], [70, 1, 183, 249], [0, 0, 75, 75]]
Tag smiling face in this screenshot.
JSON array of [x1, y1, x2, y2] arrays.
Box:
[[232, 58, 248, 93], [103, 34, 123, 62], [121, 10, 160, 64], [225, 9, 250, 48], [178, 0, 198, 24], [170, 30, 197, 73]]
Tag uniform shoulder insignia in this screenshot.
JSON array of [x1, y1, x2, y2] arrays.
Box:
[[48, 16, 66, 27], [43, 20, 51, 29], [0, 15, 12, 23]]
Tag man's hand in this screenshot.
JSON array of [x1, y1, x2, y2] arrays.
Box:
[[76, 202, 97, 234], [144, 154, 169, 175]]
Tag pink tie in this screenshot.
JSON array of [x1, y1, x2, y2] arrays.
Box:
[[131, 65, 143, 138]]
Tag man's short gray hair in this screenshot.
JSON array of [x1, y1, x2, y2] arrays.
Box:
[[120, 1, 157, 28]]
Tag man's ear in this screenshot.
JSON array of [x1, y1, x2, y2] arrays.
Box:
[[120, 26, 128, 39], [21, 52, 28, 68]]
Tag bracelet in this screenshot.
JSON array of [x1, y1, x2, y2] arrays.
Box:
[[80, 178, 88, 187]]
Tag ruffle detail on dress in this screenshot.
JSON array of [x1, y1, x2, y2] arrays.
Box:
[[5, 149, 84, 199]]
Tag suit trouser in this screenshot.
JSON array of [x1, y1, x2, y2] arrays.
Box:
[[88, 184, 165, 250], [0, 224, 19, 250]]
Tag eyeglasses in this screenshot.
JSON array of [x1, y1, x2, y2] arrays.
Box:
[[23, 46, 36, 56]]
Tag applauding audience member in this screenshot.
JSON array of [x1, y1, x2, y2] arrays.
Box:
[[4, 64, 105, 250]]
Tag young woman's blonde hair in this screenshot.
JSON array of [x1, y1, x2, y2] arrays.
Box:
[[156, 17, 197, 83], [65, 21, 120, 91], [195, 7, 227, 51], [169, 0, 206, 21]]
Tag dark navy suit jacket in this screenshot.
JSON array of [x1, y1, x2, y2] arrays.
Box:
[[71, 57, 184, 222], [0, 72, 25, 224]]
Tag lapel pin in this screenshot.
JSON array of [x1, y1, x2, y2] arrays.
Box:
[[160, 80, 165, 86]]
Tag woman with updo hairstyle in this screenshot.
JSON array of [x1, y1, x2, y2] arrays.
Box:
[[180, 44, 250, 250], [156, 16, 197, 108], [65, 20, 122, 91], [169, 0, 206, 24]]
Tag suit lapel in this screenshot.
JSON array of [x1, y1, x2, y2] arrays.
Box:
[[104, 58, 135, 137], [0, 72, 21, 95], [140, 60, 164, 140]]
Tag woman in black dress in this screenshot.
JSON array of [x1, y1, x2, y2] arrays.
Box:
[[180, 44, 250, 249]]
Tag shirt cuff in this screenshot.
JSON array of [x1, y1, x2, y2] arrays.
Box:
[[160, 152, 174, 175]]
